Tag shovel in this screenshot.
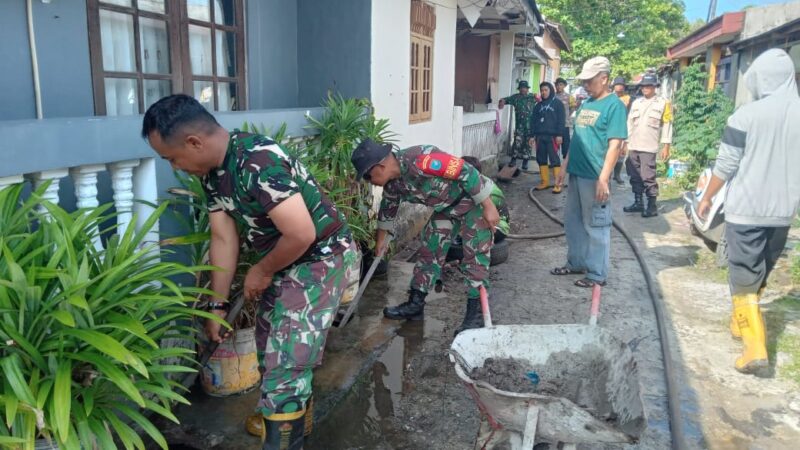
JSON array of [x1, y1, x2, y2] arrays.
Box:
[[334, 233, 393, 327], [182, 293, 246, 387]]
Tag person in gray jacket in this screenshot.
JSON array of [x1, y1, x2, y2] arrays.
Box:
[[699, 48, 800, 376]]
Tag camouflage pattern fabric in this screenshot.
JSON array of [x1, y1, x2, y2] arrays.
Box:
[[502, 93, 537, 161], [491, 184, 510, 237], [413, 204, 493, 298], [377, 145, 495, 299], [256, 242, 359, 416], [203, 131, 350, 262]]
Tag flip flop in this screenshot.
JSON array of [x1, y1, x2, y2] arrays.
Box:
[[574, 278, 607, 288], [550, 266, 585, 276]]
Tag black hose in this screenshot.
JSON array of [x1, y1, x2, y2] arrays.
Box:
[[506, 231, 565, 240], [526, 188, 687, 450]]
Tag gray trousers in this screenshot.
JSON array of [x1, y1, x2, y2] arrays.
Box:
[[626, 151, 658, 197], [564, 175, 611, 282], [725, 223, 789, 295]]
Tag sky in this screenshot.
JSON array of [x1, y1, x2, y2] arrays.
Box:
[[683, 0, 790, 21]]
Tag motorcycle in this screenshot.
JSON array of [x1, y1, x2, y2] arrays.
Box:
[[683, 167, 728, 267]]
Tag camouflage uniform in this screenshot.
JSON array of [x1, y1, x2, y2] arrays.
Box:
[[502, 93, 537, 161], [203, 131, 356, 417], [378, 145, 495, 298]]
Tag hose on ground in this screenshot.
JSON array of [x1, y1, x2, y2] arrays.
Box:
[[506, 231, 565, 240], [526, 187, 687, 450]]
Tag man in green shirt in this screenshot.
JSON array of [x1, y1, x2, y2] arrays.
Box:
[[142, 95, 356, 449], [551, 57, 628, 288], [499, 80, 537, 171]]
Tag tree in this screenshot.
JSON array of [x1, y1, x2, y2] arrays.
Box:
[[541, 0, 690, 78]]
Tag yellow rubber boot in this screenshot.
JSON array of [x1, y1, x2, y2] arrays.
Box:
[[246, 398, 314, 439], [730, 286, 765, 339], [552, 167, 562, 194], [535, 165, 550, 190], [732, 293, 769, 376]]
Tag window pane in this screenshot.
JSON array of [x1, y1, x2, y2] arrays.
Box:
[[101, 0, 132, 6], [216, 31, 236, 77], [194, 81, 214, 110], [104, 78, 138, 116], [100, 10, 135, 72], [144, 79, 171, 111], [214, 0, 235, 26], [217, 82, 237, 111], [140, 18, 170, 74], [189, 25, 213, 75], [187, 0, 210, 22], [138, 0, 165, 14]]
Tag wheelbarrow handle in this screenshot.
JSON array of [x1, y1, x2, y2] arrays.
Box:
[[589, 284, 601, 326], [479, 286, 493, 328]]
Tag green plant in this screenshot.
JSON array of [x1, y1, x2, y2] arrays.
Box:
[[0, 184, 221, 449], [671, 63, 734, 186]]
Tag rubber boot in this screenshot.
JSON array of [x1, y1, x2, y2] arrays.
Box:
[[551, 167, 562, 194], [454, 297, 484, 336], [642, 196, 658, 218], [507, 158, 517, 167], [623, 194, 644, 213], [383, 289, 426, 320], [521, 159, 530, 172], [613, 161, 624, 184], [247, 397, 314, 438], [730, 287, 765, 340], [261, 411, 305, 450], [732, 293, 769, 376], [534, 165, 550, 190]]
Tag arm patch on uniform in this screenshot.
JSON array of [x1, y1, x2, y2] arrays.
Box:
[[415, 154, 464, 179]]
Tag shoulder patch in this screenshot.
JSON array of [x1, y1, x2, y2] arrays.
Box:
[[415, 153, 464, 179]]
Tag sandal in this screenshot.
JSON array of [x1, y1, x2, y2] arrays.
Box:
[[574, 278, 607, 288], [550, 266, 585, 276]]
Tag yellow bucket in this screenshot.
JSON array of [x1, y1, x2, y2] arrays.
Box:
[[199, 326, 260, 397]]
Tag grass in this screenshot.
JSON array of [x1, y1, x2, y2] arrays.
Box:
[[764, 295, 800, 385], [693, 247, 729, 284], [658, 177, 686, 202]]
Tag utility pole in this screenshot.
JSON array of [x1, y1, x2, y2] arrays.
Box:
[[707, 0, 718, 22]]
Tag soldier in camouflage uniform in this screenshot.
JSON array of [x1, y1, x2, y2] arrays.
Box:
[[351, 139, 500, 335], [499, 80, 538, 171], [142, 95, 355, 450]]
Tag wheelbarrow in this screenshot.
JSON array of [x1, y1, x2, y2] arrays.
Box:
[[449, 287, 646, 449]]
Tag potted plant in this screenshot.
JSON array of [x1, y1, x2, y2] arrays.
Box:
[[0, 183, 222, 449]]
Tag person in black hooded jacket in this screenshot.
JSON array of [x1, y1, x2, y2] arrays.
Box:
[[529, 81, 566, 193]]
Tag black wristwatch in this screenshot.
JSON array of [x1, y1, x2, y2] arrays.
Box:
[[205, 301, 231, 312]]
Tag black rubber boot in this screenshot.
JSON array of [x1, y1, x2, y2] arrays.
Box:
[[507, 158, 517, 167], [613, 161, 625, 184], [262, 413, 304, 450], [521, 159, 530, 171], [642, 196, 659, 218], [383, 289, 426, 321], [454, 297, 484, 336], [623, 194, 644, 213]]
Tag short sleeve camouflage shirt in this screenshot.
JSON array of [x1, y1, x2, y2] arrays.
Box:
[[203, 131, 351, 262]]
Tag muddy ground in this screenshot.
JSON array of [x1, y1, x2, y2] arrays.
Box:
[[169, 170, 800, 449]]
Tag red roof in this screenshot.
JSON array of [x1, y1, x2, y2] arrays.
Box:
[[667, 12, 745, 59]]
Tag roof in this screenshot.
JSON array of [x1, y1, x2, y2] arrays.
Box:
[[545, 21, 572, 52], [666, 12, 745, 59], [730, 16, 800, 50]]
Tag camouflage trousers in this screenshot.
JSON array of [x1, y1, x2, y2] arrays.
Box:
[[411, 200, 494, 299], [511, 129, 534, 161], [255, 240, 358, 417]]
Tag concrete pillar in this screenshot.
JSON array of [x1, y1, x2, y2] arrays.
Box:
[[498, 31, 515, 142], [452, 106, 464, 156], [706, 45, 722, 91]]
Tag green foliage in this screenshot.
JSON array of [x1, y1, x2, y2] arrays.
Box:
[[0, 183, 221, 449], [541, 0, 689, 78], [304, 94, 395, 247], [672, 64, 734, 187]]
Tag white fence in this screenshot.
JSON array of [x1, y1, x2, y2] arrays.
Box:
[[455, 109, 505, 162], [0, 159, 160, 248]]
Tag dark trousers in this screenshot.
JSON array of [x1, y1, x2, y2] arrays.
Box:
[[535, 136, 561, 167], [725, 223, 789, 295], [561, 127, 571, 158], [625, 150, 658, 197]]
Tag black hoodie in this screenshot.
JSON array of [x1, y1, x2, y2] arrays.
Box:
[[531, 82, 565, 136]]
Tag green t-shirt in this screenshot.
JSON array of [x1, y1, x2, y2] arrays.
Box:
[[567, 94, 628, 179]]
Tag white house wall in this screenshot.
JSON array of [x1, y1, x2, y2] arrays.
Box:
[[371, 0, 458, 151]]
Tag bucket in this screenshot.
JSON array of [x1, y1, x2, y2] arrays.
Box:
[[339, 247, 362, 306], [199, 326, 260, 397], [667, 160, 690, 178]]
